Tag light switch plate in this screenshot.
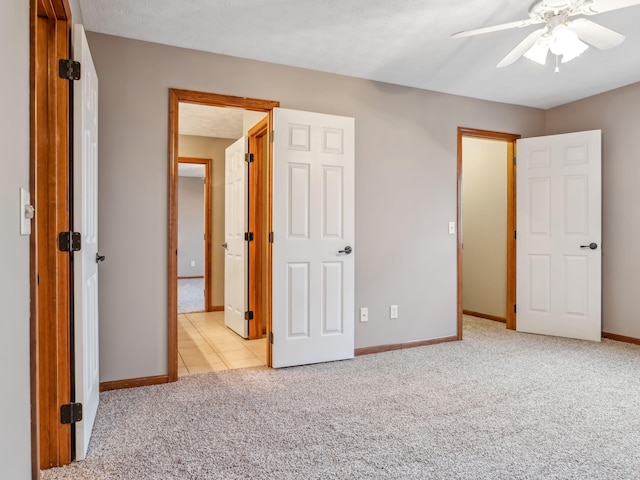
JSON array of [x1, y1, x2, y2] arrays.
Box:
[[20, 188, 31, 236], [448, 221, 456, 235], [359, 307, 369, 322]]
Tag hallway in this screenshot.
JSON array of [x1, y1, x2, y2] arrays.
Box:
[[178, 311, 266, 375]]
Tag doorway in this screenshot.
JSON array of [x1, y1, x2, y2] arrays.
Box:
[[177, 157, 212, 314], [168, 90, 280, 379], [457, 128, 520, 339]]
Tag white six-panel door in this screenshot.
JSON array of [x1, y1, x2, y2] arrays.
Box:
[[73, 24, 100, 460], [272, 108, 355, 368], [516, 130, 602, 341], [224, 137, 248, 338]]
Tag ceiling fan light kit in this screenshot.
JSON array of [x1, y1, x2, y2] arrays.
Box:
[[550, 25, 589, 62], [451, 0, 640, 71], [524, 21, 590, 67], [523, 36, 551, 65]]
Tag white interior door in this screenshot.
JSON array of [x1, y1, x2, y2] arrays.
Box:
[[224, 137, 248, 338], [73, 24, 100, 460], [516, 130, 601, 341], [272, 108, 355, 368]]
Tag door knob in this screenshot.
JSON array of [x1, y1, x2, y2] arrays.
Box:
[[221, 243, 228, 249], [96, 253, 106, 263], [338, 246, 352, 254], [580, 242, 598, 250]]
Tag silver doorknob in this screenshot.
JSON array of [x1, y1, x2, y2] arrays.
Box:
[[339, 246, 352, 254], [580, 242, 598, 250]]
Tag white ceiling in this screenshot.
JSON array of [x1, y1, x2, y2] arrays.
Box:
[[79, 0, 640, 109], [179, 103, 244, 139], [178, 163, 205, 178]]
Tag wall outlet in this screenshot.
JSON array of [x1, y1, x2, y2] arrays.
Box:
[[390, 304, 398, 319], [359, 307, 369, 323], [191, 260, 196, 267]]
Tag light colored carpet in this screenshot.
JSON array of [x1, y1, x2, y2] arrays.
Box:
[[42, 317, 640, 479], [178, 278, 204, 313]]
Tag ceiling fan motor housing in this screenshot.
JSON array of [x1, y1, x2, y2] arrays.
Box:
[[529, 0, 607, 20]]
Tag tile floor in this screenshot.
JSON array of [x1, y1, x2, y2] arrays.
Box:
[[178, 311, 267, 376]]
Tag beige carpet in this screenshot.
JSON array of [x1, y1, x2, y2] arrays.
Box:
[[42, 316, 640, 479], [177, 278, 204, 313]]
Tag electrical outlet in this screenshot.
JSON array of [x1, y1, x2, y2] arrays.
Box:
[[359, 307, 369, 323], [390, 305, 398, 319]]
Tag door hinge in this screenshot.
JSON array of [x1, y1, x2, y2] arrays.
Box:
[[245, 153, 254, 163], [60, 403, 83, 425], [513, 304, 517, 314], [269, 130, 274, 143], [514, 230, 517, 240], [268, 332, 274, 344], [268, 231, 274, 243], [59, 231, 81, 252], [58, 59, 81, 81], [245, 232, 254, 242], [245, 310, 254, 321], [513, 156, 517, 166]]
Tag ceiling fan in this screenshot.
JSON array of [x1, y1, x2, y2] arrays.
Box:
[[452, 0, 640, 69]]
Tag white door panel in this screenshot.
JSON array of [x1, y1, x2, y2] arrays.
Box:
[[73, 24, 99, 460], [272, 108, 355, 368], [224, 137, 248, 338], [516, 130, 601, 341]]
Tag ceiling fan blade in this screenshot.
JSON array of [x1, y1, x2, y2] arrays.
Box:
[[568, 18, 625, 49], [581, 0, 640, 14], [497, 28, 546, 68], [451, 18, 539, 38]]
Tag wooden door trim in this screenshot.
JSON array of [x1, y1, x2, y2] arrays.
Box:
[[168, 90, 279, 380], [247, 117, 269, 341], [177, 156, 212, 312], [31, 0, 73, 474], [265, 110, 274, 367], [457, 127, 520, 340]]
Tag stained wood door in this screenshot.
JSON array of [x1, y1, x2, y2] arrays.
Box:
[[516, 130, 602, 341], [72, 24, 100, 460], [224, 137, 248, 337], [271, 108, 355, 368]]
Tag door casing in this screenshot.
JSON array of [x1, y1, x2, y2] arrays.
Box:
[[168, 89, 280, 379], [457, 127, 520, 339], [247, 117, 270, 342], [31, 0, 74, 474]]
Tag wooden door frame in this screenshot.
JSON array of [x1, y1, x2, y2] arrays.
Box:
[[31, 0, 73, 474], [168, 89, 280, 380], [177, 157, 213, 312], [457, 127, 520, 339], [247, 117, 270, 341]]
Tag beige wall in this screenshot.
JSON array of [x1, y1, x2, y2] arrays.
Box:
[[177, 177, 205, 277], [1, 0, 32, 476], [462, 138, 508, 318], [179, 135, 235, 308], [545, 81, 640, 339], [87, 32, 545, 382]]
